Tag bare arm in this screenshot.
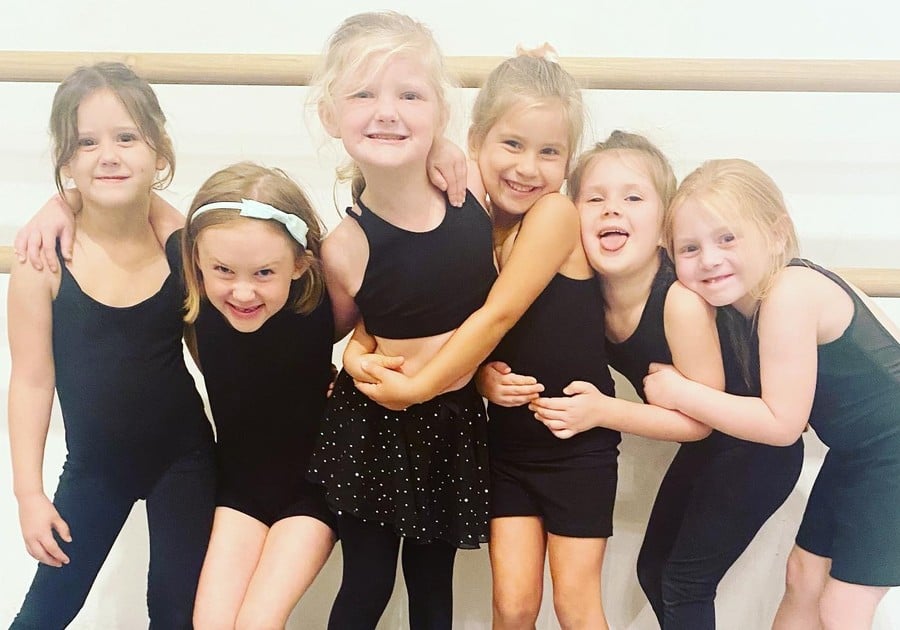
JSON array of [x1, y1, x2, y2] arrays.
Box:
[[342, 320, 404, 383], [7, 261, 72, 566], [147, 193, 186, 246], [321, 218, 365, 341], [356, 193, 580, 410], [531, 281, 719, 442], [644, 268, 820, 446]]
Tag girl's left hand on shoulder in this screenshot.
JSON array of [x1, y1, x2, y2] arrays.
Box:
[[643, 362, 687, 410]]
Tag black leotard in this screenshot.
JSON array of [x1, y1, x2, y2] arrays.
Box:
[[52, 232, 213, 493]]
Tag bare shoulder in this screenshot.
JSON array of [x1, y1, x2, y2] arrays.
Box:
[[521, 192, 579, 234], [665, 280, 716, 321], [9, 257, 60, 299]]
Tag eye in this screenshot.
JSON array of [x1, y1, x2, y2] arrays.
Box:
[[400, 91, 422, 101], [718, 232, 736, 245], [587, 196, 604, 203], [255, 268, 275, 278], [117, 132, 138, 144], [677, 243, 699, 256], [502, 139, 521, 150], [77, 137, 96, 148], [625, 194, 644, 202], [350, 90, 373, 99], [212, 264, 232, 274], [540, 147, 561, 157]]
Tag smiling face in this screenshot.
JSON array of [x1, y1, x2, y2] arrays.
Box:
[[473, 99, 569, 216], [195, 218, 305, 333], [576, 150, 664, 279], [321, 54, 442, 175], [670, 195, 767, 316], [62, 88, 165, 210]]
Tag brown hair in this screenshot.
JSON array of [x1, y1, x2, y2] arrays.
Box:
[[49, 62, 175, 195], [568, 130, 676, 211], [182, 162, 326, 323]]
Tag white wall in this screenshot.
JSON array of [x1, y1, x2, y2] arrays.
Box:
[[1, 1, 899, 628]]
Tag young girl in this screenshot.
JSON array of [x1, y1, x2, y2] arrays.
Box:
[[7, 62, 215, 628], [643, 158, 900, 628], [516, 132, 803, 629], [342, 50, 619, 628], [305, 12, 497, 629], [179, 163, 337, 629]]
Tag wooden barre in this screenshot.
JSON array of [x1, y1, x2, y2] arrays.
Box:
[[3, 52, 900, 92], [0, 246, 896, 297]]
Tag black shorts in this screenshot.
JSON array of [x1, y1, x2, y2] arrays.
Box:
[[217, 477, 337, 532], [490, 450, 618, 538]]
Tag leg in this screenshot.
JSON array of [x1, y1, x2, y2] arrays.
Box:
[[636, 444, 700, 626], [489, 516, 546, 629], [660, 438, 802, 629], [193, 508, 268, 630], [11, 463, 134, 629], [819, 578, 888, 630], [772, 545, 829, 630], [145, 446, 216, 630], [401, 536, 458, 630], [328, 513, 401, 630], [235, 515, 336, 630], [546, 534, 608, 630]]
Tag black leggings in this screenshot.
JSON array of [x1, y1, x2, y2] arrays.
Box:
[[11, 445, 215, 630], [329, 513, 457, 630], [637, 433, 803, 629]]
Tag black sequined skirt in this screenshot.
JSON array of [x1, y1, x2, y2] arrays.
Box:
[[308, 370, 490, 549]]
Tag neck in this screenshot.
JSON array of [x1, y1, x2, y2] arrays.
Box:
[[359, 164, 444, 225], [77, 196, 153, 241], [600, 253, 661, 315]]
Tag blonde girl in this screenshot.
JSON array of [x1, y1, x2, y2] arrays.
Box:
[[346, 51, 617, 628], [644, 158, 900, 629]]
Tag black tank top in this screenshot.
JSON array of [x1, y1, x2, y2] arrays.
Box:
[[788, 259, 900, 449], [52, 232, 212, 490], [195, 287, 334, 488], [349, 191, 496, 339], [488, 273, 620, 461]]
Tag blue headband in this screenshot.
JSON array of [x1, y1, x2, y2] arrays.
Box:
[[190, 198, 308, 247]]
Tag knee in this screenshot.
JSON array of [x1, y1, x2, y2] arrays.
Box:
[[193, 607, 233, 630], [553, 589, 603, 630], [493, 595, 541, 628], [660, 561, 716, 607], [782, 549, 824, 601], [235, 609, 286, 630]]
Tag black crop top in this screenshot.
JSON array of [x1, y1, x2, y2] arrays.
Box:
[[349, 191, 496, 339]]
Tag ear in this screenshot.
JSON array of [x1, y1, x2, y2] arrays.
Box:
[[318, 101, 341, 139], [61, 164, 71, 180], [156, 155, 167, 171], [292, 253, 311, 280]]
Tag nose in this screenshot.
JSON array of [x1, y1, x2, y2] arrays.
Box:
[[602, 201, 621, 216], [98, 139, 120, 166], [515, 152, 538, 178], [231, 280, 256, 303], [375, 93, 398, 123], [699, 246, 722, 269]]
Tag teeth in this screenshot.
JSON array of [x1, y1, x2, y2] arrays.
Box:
[[505, 180, 536, 193]]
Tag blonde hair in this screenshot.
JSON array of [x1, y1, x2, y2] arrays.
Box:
[[313, 11, 455, 202], [49, 62, 175, 195], [568, 130, 676, 212], [664, 158, 799, 306], [468, 49, 584, 169], [182, 162, 326, 323]]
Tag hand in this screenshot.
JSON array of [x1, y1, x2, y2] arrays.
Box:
[[529, 380, 607, 439], [476, 361, 543, 407], [643, 362, 687, 410], [17, 493, 72, 567], [14, 193, 79, 272], [426, 137, 467, 207], [344, 352, 405, 384], [354, 363, 423, 411]]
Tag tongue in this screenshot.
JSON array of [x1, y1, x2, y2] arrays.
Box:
[[600, 232, 628, 252]]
